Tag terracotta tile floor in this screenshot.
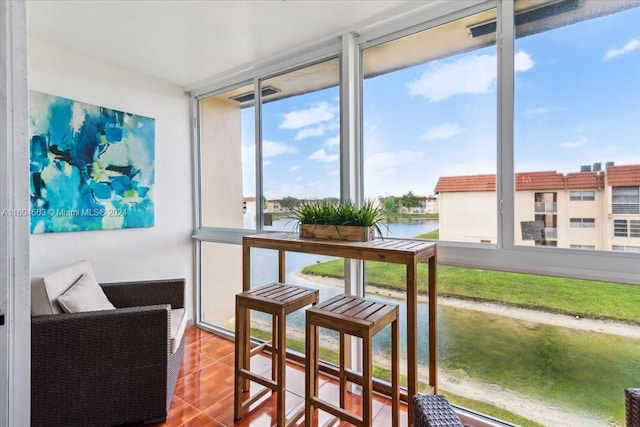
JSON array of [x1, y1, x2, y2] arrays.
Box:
[[150, 327, 408, 426]]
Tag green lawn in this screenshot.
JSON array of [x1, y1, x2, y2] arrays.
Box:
[[301, 260, 640, 323]]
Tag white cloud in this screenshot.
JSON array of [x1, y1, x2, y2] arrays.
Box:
[[408, 51, 534, 102], [420, 123, 464, 141], [325, 136, 340, 147], [290, 165, 301, 172], [604, 38, 640, 60], [280, 102, 338, 130], [262, 140, 297, 158], [514, 51, 534, 71], [327, 168, 340, 176], [263, 160, 272, 167], [295, 125, 325, 140], [308, 148, 339, 162], [364, 150, 427, 196], [560, 138, 588, 149]]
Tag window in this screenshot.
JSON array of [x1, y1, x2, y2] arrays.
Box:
[[192, 1, 640, 426], [612, 186, 640, 214], [570, 218, 595, 228], [614, 219, 628, 237], [199, 83, 256, 229], [570, 190, 595, 201], [514, 0, 640, 252], [613, 245, 640, 253], [363, 6, 497, 243], [614, 219, 640, 237], [260, 58, 341, 233]]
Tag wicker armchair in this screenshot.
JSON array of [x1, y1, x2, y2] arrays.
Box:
[[626, 388, 640, 427], [31, 262, 186, 427], [413, 394, 464, 427]]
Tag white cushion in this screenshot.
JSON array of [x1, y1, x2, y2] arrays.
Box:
[[170, 308, 187, 354], [31, 260, 98, 316], [57, 274, 116, 313]]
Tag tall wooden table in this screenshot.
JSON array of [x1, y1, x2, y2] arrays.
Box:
[[242, 232, 437, 426]]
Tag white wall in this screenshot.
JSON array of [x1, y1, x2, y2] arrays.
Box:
[[28, 39, 194, 320]]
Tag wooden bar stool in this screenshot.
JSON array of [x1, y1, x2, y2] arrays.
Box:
[[234, 282, 319, 427], [305, 294, 399, 427]]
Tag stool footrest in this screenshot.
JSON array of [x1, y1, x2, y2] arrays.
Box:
[[239, 386, 272, 414], [250, 340, 272, 357], [238, 368, 277, 391], [310, 397, 363, 426], [343, 368, 363, 385]]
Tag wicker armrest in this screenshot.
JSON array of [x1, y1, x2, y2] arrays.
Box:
[[100, 278, 184, 309], [413, 394, 464, 427], [31, 305, 171, 426], [627, 388, 640, 427]]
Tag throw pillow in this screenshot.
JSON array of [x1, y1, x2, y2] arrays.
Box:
[[57, 273, 116, 313]]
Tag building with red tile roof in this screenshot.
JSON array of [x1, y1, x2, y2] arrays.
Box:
[[434, 164, 640, 251]]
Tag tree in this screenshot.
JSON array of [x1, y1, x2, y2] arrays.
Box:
[[280, 196, 300, 211], [322, 197, 339, 205], [400, 191, 420, 210], [380, 196, 401, 222]]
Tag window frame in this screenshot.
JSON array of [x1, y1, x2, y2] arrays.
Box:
[[190, 0, 640, 332], [570, 190, 595, 201]]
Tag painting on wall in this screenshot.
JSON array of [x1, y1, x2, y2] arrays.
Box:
[[29, 91, 155, 233]]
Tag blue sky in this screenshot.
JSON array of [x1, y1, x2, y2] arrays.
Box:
[[242, 5, 639, 200]]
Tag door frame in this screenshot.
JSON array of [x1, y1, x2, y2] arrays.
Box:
[[0, 1, 31, 426]]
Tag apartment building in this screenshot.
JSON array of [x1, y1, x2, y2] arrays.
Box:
[[435, 164, 640, 251]]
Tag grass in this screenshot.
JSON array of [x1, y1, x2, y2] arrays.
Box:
[[416, 229, 439, 240], [301, 260, 640, 324]]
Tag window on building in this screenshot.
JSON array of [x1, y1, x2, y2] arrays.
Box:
[[570, 218, 595, 228], [614, 219, 640, 237], [614, 219, 628, 237], [612, 186, 640, 214], [570, 244, 595, 250], [570, 190, 595, 201], [613, 245, 640, 253]]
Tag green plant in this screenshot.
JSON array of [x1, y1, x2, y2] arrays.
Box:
[[290, 200, 387, 236]]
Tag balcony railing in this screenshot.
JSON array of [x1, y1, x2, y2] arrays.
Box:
[[544, 227, 558, 239], [612, 203, 640, 214]]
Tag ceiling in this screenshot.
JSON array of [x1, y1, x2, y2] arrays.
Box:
[[27, 0, 428, 90]]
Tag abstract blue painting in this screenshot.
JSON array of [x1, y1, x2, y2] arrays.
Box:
[[29, 91, 155, 233]]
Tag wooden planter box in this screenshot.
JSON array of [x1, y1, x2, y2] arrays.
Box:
[[299, 224, 375, 242]]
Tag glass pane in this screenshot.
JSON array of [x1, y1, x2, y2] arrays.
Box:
[[246, 247, 340, 359], [363, 7, 498, 242], [361, 0, 502, 416], [514, 1, 640, 251], [201, 241, 243, 327], [199, 83, 256, 229], [302, 257, 640, 425], [259, 58, 341, 232]]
